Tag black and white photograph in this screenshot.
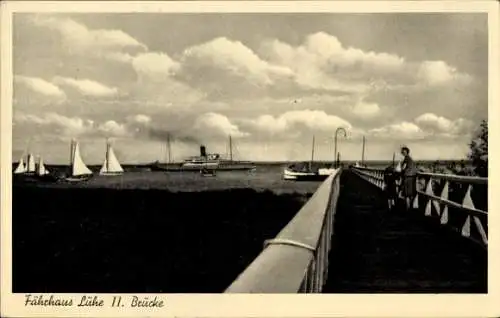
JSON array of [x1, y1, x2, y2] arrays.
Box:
[[1, 1, 498, 317]]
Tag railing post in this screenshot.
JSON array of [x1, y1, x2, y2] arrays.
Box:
[[350, 166, 488, 248], [440, 181, 449, 224], [424, 178, 434, 216]]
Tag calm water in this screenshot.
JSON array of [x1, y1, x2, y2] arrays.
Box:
[[20, 165, 324, 194], [13, 165, 314, 293]]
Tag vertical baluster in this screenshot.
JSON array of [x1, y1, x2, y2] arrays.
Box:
[[461, 185, 473, 238], [461, 184, 487, 245], [463, 186, 487, 246], [440, 181, 449, 224], [424, 178, 434, 216]]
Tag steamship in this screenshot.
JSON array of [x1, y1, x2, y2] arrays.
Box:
[[150, 136, 256, 172]]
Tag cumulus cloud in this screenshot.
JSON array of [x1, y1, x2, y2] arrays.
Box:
[[259, 32, 408, 93], [177, 37, 295, 99], [248, 110, 352, 137], [14, 16, 483, 162], [181, 37, 293, 84], [193, 112, 248, 138], [14, 112, 94, 136], [259, 32, 472, 95], [414, 113, 473, 136], [369, 121, 426, 140], [417, 61, 472, 86], [132, 52, 181, 78], [127, 114, 152, 125], [369, 113, 474, 141], [14, 75, 66, 98], [31, 15, 147, 60], [97, 120, 128, 137], [53, 76, 118, 97]]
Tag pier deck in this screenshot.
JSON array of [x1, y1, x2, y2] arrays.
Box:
[[323, 170, 487, 293]]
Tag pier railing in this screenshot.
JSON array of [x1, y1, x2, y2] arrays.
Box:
[[352, 167, 488, 248], [225, 169, 342, 293]]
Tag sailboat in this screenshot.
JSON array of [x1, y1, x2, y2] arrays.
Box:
[[13, 152, 36, 181], [283, 136, 329, 181], [25, 153, 36, 175], [13, 156, 27, 174], [35, 155, 59, 182], [65, 139, 93, 182], [99, 139, 124, 176]]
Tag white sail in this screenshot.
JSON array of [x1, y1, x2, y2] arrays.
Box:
[[106, 146, 123, 173], [72, 141, 92, 176], [37, 156, 49, 175], [27, 153, 36, 172], [14, 157, 26, 174], [100, 142, 123, 174], [100, 158, 108, 174]]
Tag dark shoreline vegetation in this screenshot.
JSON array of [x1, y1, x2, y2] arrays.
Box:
[[13, 186, 311, 293]]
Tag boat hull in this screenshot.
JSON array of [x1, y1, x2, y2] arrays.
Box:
[[99, 172, 123, 176], [149, 162, 256, 172], [283, 168, 328, 182], [64, 174, 93, 182]]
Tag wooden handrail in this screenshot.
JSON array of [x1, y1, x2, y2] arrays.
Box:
[[352, 166, 487, 184], [351, 167, 488, 247], [225, 168, 342, 293]]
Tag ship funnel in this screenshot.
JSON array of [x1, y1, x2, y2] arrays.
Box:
[[200, 145, 207, 157]]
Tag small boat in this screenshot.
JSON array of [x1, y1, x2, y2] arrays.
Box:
[[200, 167, 216, 177], [13, 155, 27, 174], [283, 136, 329, 181], [18, 153, 37, 176], [283, 165, 322, 181], [65, 139, 93, 182], [13, 152, 59, 183], [35, 156, 59, 182], [99, 139, 124, 176], [318, 167, 336, 176]]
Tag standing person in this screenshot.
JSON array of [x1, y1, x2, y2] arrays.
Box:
[[383, 164, 397, 210], [400, 146, 417, 210]]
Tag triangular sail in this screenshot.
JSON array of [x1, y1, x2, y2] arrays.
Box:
[[100, 158, 108, 173], [72, 141, 92, 176], [14, 157, 26, 174], [100, 141, 123, 174], [27, 153, 36, 172], [106, 146, 123, 173], [37, 156, 49, 175]]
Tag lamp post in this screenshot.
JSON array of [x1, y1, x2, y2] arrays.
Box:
[[334, 127, 347, 168]]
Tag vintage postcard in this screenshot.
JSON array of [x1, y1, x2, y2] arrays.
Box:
[[1, 1, 499, 317]]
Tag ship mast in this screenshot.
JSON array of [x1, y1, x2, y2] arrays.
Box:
[[229, 135, 233, 162], [106, 138, 110, 172], [361, 136, 366, 165], [310, 135, 315, 171], [167, 134, 172, 164]]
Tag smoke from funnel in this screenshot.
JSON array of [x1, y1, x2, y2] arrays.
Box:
[[147, 127, 201, 144]]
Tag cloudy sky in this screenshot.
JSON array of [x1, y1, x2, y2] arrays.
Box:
[[13, 13, 487, 164]]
